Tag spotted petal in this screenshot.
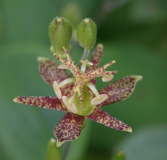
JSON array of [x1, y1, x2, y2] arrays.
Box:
[[98, 75, 142, 108], [86, 44, 103, 85], [87, 108, 132, 132], [38, 57, 74, 96], [53, 112, 86, 147], [13, 96, 67, 111]]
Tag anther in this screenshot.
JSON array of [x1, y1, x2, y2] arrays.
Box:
[[102, 74, 114, 82], [86, 82, 108, 105], [62, 95, 78, 113], [53, 78, 75, 99], [58, 64, 68, 69]]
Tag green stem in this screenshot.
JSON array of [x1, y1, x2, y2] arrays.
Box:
[[81, 48, 90, 61], [62, 142, 71, 160]]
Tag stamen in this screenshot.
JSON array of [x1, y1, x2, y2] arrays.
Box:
[[102, 74, 114, 82], [58, 78, 75, 88], [53, 78, 75, 99], [58, 64, 68, 69], [86, 82, 108, 105], [80, 59, 92, 73], [53, 81, 62, 99], [87, 62, 93, 66], [62, 95, 78, 113], [86, 82, 100, 97], [91, 94, 108, 106]]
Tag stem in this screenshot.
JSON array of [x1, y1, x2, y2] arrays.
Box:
[[81, 49, 90, 61], [62, 142, 71, 160], [77, 49, 90, 68]]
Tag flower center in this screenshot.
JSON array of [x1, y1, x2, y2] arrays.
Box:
[[53, 47, 117, 116]]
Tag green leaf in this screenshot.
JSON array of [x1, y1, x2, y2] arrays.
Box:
[[88, 41, 167, 152], [0, 41, 64, 160], [114, 125, 167, 160]]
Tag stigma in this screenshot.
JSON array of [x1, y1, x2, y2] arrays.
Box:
[[53, 47, 117, 114]]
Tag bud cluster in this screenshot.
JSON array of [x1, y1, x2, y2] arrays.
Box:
[[49, 17, 97, 58]]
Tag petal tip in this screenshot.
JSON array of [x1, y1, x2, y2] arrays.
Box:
[[126, 127, 133, 133], [135, 75, 143, 82], [97, 44, 103, 49], [56, 140, 64, 147], [13, 97, 18, 103]]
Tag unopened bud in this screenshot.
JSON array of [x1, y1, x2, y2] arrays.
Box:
[[47, 138, 61, 160], [76, 18, 97, 50], [111, 150, 125, 160], [49, 17, 72, 59]]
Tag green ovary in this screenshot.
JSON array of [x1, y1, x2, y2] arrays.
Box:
[[72, 85, 95, 116]]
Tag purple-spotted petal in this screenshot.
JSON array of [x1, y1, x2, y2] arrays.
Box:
[[38, 57, 74, 96], [13, 96, 67, 112], [53, 112, 85, 147], [86, 44, 103, 85], [87, 108, 132, 132], [98, 75, 142, 107]]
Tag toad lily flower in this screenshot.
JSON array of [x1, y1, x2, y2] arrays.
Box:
[[13, 44, 142, 147]]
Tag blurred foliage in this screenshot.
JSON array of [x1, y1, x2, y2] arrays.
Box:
[[0, 0, 167, 160], [111, 150, 125, 160], [115, 125, 167, 160]]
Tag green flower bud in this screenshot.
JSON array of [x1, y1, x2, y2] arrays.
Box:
[[47, 138, 61, 160], [49, 17, 72, 59], [76, 18, 97, 50], [111, 150, 125, 160]]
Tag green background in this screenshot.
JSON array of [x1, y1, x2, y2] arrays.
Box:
[[0, 0, 167, 159]]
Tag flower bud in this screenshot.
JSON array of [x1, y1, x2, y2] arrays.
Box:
[[49, 17, 72, 59], [47, 138, 61, 160], [76, 18, 97, 50], [111, 150, 125, 160]]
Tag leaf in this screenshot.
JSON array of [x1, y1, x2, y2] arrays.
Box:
[[114, 125, 167, 160], [0, 41, 64, 160], [88, 41, 167, 151]]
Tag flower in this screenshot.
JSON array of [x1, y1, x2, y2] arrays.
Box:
[[13, 44, 142, 147]]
